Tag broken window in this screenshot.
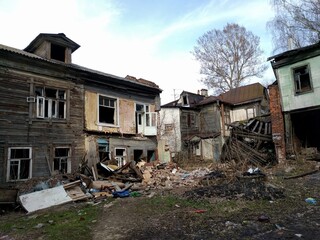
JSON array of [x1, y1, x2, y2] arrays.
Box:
[[134, 149, 143, 162], [7, 147, 32, 181], [187, 112, 195, 127], [246, 107, 255, 119], [224, 109, 231, 124], [293, 65, 312, 94], [35, 87, 66, 119], [115, 148, 126, 167], [99, 95, 118, 125], [165, 124, 173, 132], [147, 150, 155, 162], [51, 43, 66, 62], [54, 147, 70, 174], [97, 139, 110, 162], [183, 95, 188, 105]]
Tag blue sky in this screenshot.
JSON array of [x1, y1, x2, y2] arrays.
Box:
[[0, 0, 275, 104]]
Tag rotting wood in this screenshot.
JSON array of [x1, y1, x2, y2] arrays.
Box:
[[221, 115, 274, 166], [284, 168, 319, 179]]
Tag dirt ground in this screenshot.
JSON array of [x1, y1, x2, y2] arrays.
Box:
[[1, 162, 320, 240], [92, 165, 320, 240]]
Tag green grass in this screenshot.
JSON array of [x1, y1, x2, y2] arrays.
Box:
[[0, 203, 101, 240]]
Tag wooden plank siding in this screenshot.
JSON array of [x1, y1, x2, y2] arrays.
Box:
[[0, 68, 85, 183]]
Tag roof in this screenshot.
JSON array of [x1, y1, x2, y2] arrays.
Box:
[[267, 41, 320, 61], [161, 100, 179, 108], [219, 82, 266, 105], [267, 41, 320, 68], [0, 42, 161, 92], [24, 33, 80, 53], [197, 95, 220, 106], [161, 91, 205, 108], [182, 91, 206, 107]]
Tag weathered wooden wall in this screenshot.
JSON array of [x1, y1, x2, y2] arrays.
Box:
[[0, 67, 85, 184]]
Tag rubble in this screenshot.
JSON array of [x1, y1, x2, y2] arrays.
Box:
[[220, 115, 276, 166], [3, 154, 291, 213]]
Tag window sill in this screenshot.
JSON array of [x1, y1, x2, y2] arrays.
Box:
[[294, 89, 313, 96], [97, 123, 119, 128], [29, 118, 68, 123]]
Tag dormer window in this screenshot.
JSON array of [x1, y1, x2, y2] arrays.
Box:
[[51, 43, 66, 62], [183, 95, 188, 105]]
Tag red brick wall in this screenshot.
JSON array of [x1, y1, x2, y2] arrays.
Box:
[[269, 84, 286, 163]]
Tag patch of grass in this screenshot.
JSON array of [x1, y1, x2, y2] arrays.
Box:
[[0, 203, 101, 240]]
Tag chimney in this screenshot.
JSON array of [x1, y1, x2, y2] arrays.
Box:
[[288, 37, 294, 50], [200, 89, 208, 97]]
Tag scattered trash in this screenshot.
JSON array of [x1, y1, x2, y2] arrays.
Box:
[[34, 223, 45, 229], [305, 197, 317, 205], [112, 190, 130, 198], [130, 191, 142, 197], [258, 215, 270, 223], [193, 209, 206, 213]]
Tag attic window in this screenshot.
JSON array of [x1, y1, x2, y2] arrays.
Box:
[[293, 65, 312, 94], [183, 95, 188, 105], [51, 43, 66, 62]]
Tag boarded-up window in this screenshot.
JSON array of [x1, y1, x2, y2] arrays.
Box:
[[165, 124, 173, 132]]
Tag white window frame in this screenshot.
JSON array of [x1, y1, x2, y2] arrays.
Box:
[[7, 147, 32, 182], [98, 94, 119, 126], [115, 147, 126, 167], [135, 103, 157, 135], [36, 87, 66, 119]]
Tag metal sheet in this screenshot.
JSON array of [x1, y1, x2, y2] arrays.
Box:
[[19, 185, 73, 213]]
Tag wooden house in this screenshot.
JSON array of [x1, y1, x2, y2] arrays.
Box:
[[158, 83, 269, 162], [0, 33, 161, 184]]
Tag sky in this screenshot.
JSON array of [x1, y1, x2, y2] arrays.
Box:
[[0, 0, 275, 104]]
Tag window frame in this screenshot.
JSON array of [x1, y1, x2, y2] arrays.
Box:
[[292, 64, 313, 95], [7, 147, 32, 182], [98, 94, 119, 126], [53, 147, 71, 174], [35, 86, 67, 119]]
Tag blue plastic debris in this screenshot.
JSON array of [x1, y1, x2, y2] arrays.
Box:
[[305, 197, 317, 205], [112, 190, 130, 198]]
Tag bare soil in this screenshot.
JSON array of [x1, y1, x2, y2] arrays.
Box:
[[92, 166, 320, 240], [1, 162, 320, 240]]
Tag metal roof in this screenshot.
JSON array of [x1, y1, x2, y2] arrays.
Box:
[[0, 42, 161, 91], [219, 82, 265, 105]]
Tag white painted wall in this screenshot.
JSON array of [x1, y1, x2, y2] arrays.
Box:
[[277, 55, 320, 112], [159, 108, 181, 152]]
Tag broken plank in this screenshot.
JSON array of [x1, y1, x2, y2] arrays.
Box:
[[284, 168, 319, 179]]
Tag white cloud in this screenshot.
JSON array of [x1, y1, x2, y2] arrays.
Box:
[[0, 0, 275, 106]]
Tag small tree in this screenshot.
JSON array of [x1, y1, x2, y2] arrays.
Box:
[[192, 23, 267, 95], [268, 0, 320, 53]]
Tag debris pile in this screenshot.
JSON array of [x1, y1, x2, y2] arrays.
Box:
[[220, 115, 276, 166], [184, 175, 285, 201], [10, 160, 214, 213]]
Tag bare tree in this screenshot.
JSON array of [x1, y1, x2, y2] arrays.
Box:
[[192, 23, 267, 95], [268, 0, 320, 53]]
